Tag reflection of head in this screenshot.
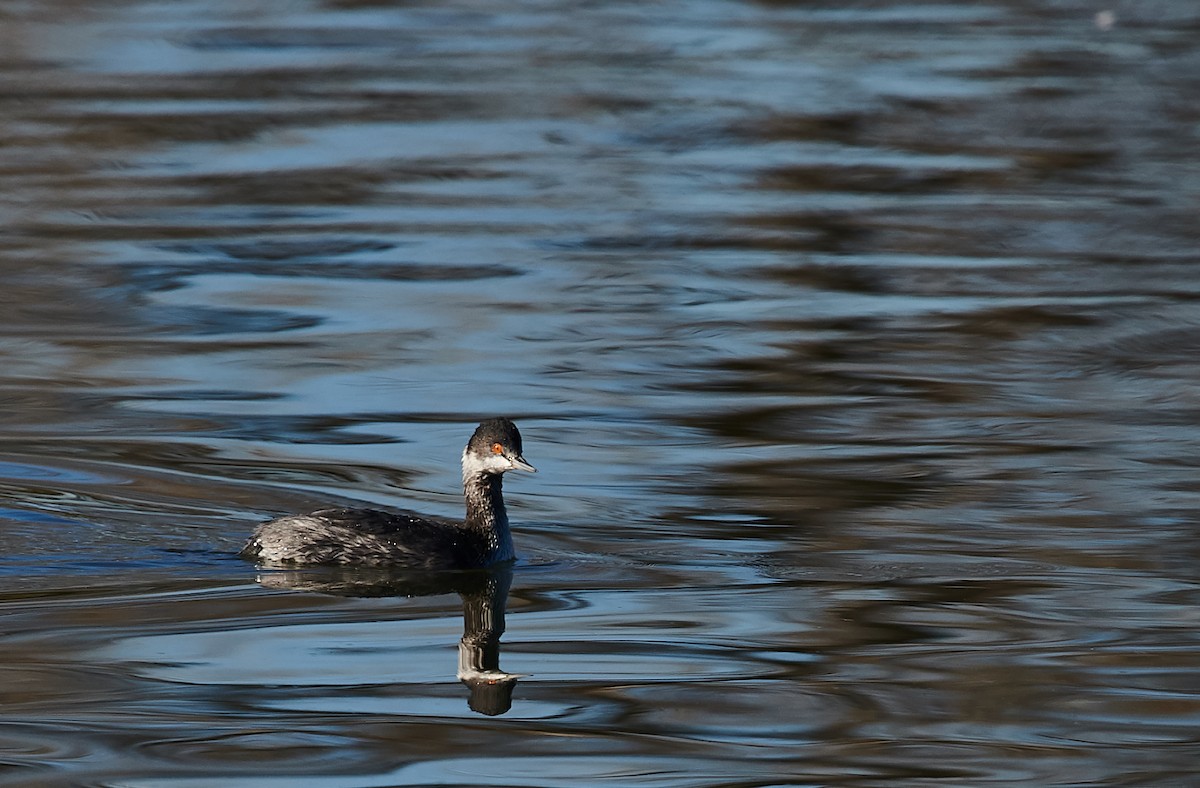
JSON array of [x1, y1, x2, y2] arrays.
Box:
[[462, 668, 520, 717]]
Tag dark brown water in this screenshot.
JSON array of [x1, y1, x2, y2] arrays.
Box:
[[3, 0, 1200, 784]]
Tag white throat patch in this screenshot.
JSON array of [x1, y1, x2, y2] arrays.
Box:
[[462, 447, 510, 478]]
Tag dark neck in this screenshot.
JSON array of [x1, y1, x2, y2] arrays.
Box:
[[463, 471, 514, 560]]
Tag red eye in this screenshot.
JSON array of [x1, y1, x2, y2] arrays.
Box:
[[491, 442, 504, 455]]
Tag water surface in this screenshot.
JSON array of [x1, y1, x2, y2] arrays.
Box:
[[2, 0, 1200, 785]]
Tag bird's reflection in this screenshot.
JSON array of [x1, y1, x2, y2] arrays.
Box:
[[254, 564, 518, 716]]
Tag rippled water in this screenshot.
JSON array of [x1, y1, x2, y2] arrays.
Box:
[[3, 0, 1200, 784]]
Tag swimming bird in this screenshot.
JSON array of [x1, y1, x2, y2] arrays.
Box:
[[240, 418, 535, 568]]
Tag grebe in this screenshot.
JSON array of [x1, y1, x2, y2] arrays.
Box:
[[240, 418, 535, 568]]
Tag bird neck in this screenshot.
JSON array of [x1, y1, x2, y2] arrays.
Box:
[[462, 469, 514, 561]]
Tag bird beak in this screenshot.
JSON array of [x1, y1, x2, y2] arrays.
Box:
[[510, 455, 537, 473]]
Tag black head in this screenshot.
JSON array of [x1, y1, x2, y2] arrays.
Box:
[[464, 418, 536, 475]]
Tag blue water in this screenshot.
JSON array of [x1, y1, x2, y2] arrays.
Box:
[[2, 0, 1200, 784]]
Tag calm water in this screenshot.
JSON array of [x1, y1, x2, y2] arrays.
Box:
[[2, 0, 1200, 784]]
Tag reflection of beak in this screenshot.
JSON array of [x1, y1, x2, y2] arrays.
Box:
[[510, 455, 537, 473]]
